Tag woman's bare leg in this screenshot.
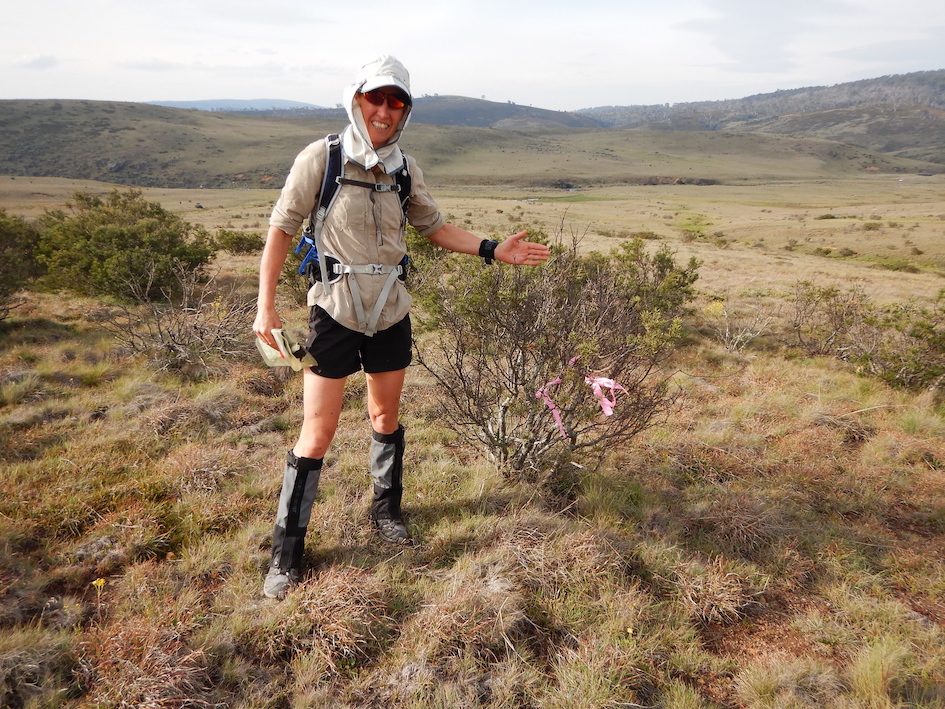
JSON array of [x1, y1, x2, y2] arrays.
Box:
[[294, 368, 348, 459], [365, 368, 406, 434]]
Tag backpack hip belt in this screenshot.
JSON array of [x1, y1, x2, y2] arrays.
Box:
[[339, 262, 405, 337]]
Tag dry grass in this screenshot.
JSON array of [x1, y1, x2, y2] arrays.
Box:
[[2, 175, 945, 707], [82, 621, 219, 708]]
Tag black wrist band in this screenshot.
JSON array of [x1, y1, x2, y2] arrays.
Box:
[[479, 239, 499, 265]]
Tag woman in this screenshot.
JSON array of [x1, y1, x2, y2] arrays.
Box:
[[253, 55, 549, 599]]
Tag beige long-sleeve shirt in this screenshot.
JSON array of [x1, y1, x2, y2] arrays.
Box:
[[271, 137, 446, 333]]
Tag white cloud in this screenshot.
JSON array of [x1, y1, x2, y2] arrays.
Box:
[[830, 30, 945, 68], [117, 59, 188, 72], [14, 55, 58, 70], [678, 0, 851, 73]]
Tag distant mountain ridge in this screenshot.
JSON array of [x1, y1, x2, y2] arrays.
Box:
[[411, 95, 599, 129], [577, 71, 945, 126], [150, 70, 945, 129], [577, 70, 945, 164], [183, 95, 602, 129], [149, 99, 323, 111]]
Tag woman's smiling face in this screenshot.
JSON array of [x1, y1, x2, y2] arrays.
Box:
[[356, 87, 407, 148]]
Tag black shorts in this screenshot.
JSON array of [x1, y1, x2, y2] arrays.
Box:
[[304, 306, 412, 379]]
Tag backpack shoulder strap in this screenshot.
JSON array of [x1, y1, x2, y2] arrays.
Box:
[[319, 133, 343, 215], [305, 133, 343, 290], [393, 161, 411, 216]]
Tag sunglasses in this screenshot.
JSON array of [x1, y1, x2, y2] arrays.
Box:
[[361, 89, 408, 110]]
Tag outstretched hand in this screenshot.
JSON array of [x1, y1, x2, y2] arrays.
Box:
[[495, 231, 550, 266]]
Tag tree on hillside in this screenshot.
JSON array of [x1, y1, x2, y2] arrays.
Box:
[[0, 208, 43, 320], [37, 189, 215, 302]]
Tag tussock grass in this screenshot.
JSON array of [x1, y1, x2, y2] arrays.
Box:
[[735, 658, 845, 708], [232, 565, 393, 675], [82, 620, 218, 708], [0, 628, 79, 707]]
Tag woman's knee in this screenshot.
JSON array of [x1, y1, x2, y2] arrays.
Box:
[[369, 411, 400, 435], [366, 370, 405, 434], [293, 426, 333, 459]]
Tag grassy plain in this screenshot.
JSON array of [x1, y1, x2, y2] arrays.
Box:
[[6, 169, 943, 303], [2, 161, 945, 707], [435, 174, 945, 306]]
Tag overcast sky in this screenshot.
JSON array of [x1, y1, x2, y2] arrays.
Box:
[[4, 0, 944, 112]]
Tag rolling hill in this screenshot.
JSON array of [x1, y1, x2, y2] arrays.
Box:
[[0, 70, 943, 189]]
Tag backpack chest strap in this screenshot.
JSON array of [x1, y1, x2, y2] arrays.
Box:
[[338, 177, 402, 193]]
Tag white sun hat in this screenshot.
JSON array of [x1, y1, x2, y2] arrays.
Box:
[[356, 55, 411, 99]]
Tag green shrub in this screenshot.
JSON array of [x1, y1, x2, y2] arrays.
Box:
[[788, 281, 871, 356], [37, 190, 215, 302], [214, 228, 263, 254], [100, 266, 256, 378], [0, 208, 43, 319], [788, 281, 945, 390], [846, 297, 945, 390], [413, 234, 699, 478]]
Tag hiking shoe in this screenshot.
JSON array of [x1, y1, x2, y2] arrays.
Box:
[[373, 516, 413, 546], [263, 567, 299, 600]]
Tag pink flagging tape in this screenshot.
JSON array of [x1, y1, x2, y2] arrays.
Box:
[[536, 366, 627, 439]]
